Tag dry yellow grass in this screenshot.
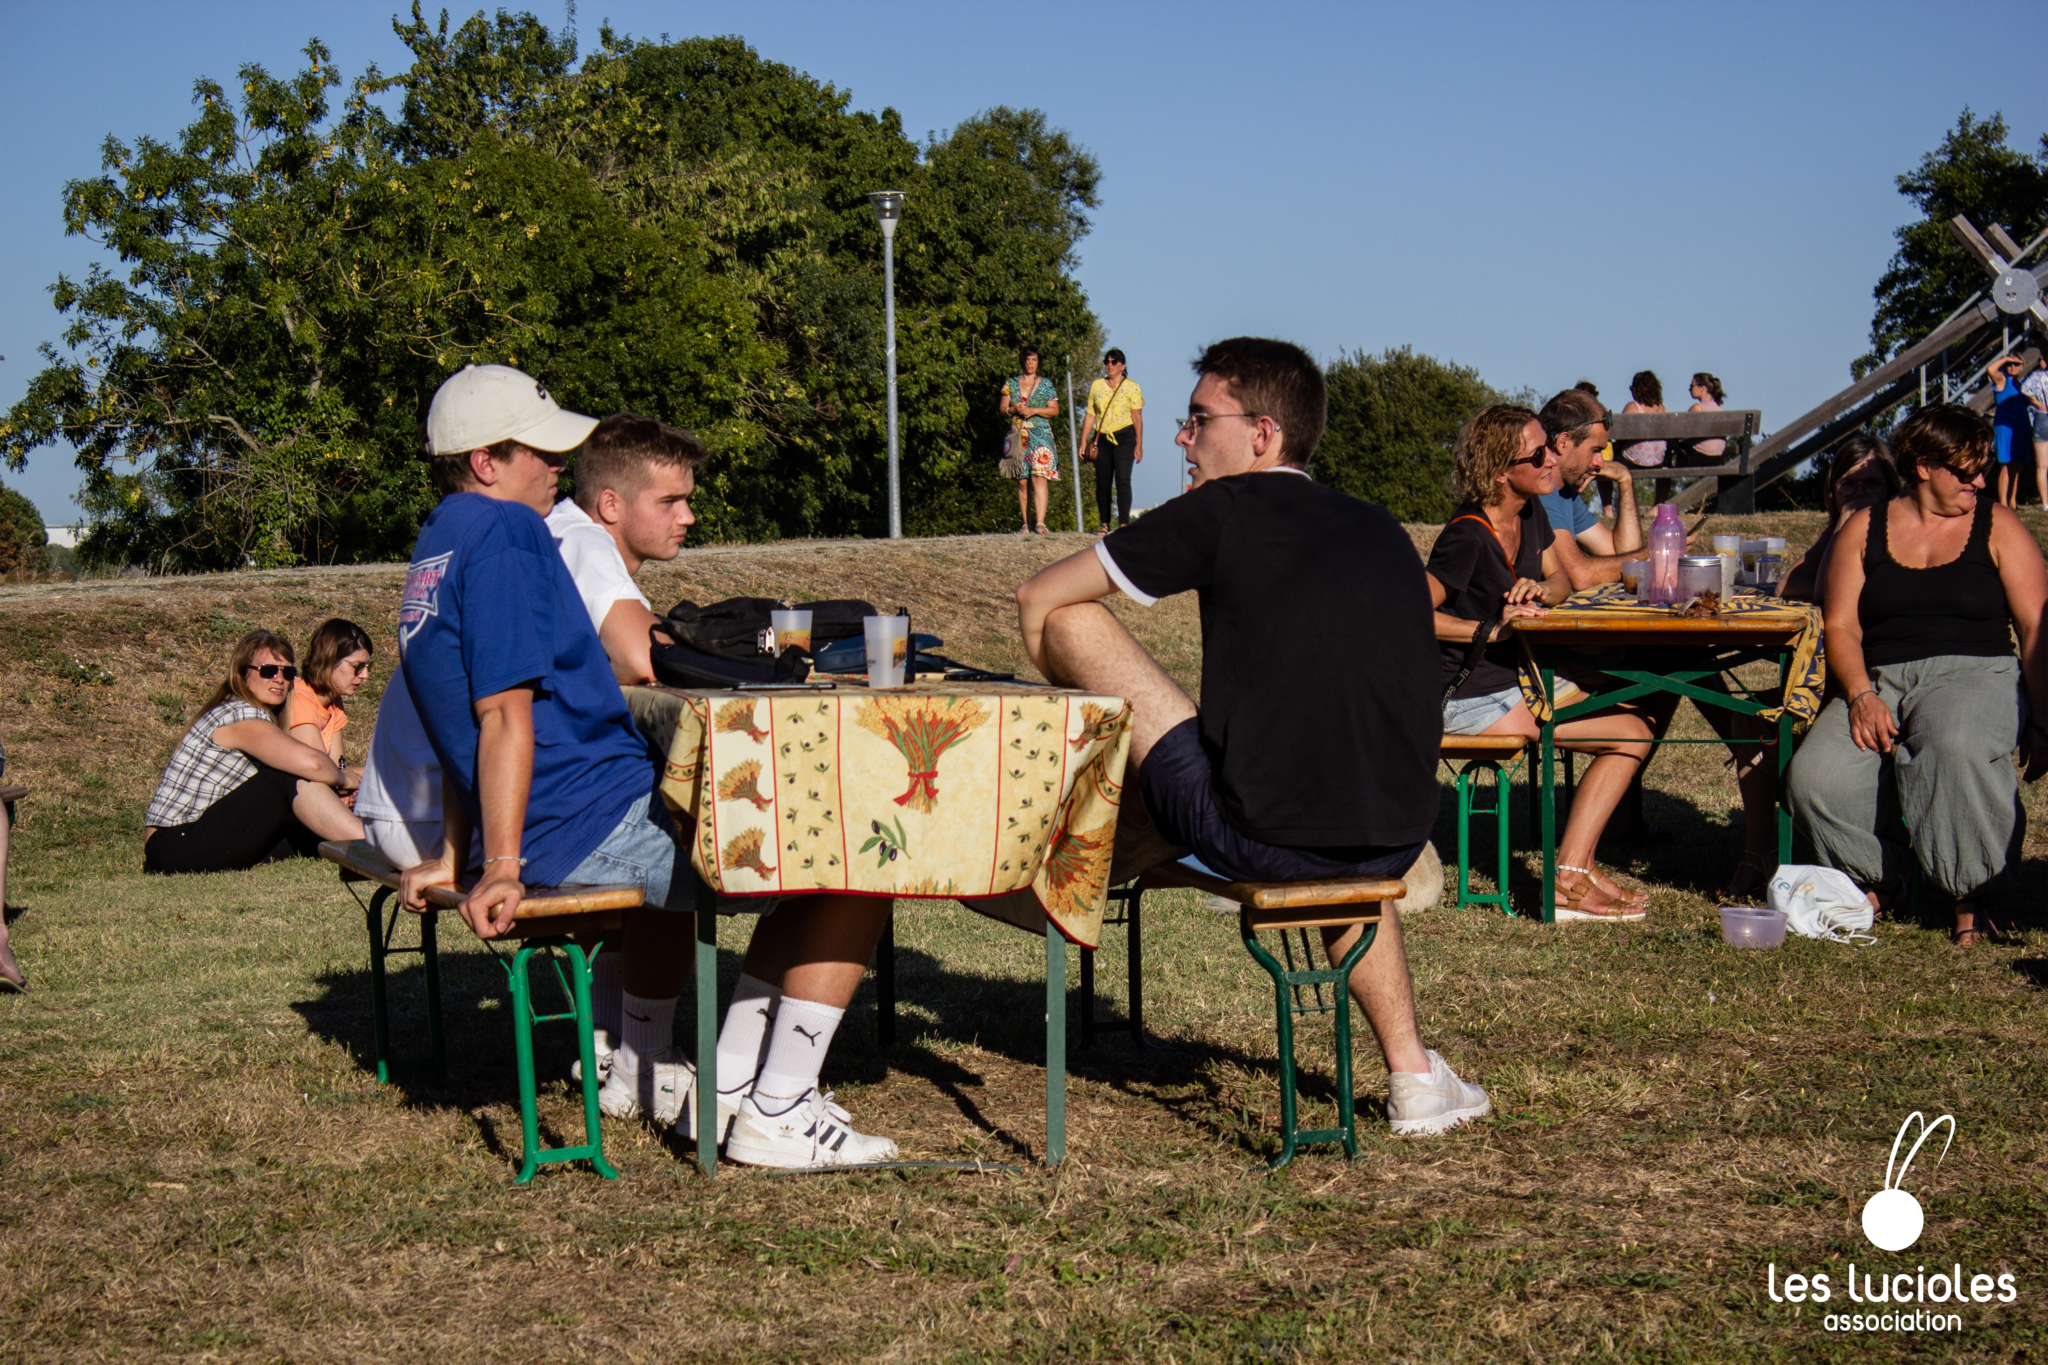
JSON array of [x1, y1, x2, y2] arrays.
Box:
[[0, 513, 2044, 1362]]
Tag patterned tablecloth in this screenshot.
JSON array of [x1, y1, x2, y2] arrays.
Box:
[[1515, 584, 1827, 725], [625, 683, 1133, 948]]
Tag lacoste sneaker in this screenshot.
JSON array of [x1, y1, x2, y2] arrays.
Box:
[[569, 1029, 614, 1086], [1386, 1050, 1492, 1136], [724, 1088, 900, 1169]]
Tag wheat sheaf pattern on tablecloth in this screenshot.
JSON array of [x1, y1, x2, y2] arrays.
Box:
[[854, 695, 991, 814]]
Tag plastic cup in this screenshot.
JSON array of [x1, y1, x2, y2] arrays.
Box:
[[771, 609, 813, 654], [1713, 535, 1741, 597], [1719, 905, 1787, 949], [864, 615, 909, 688], [1739, 539, 1765, 585], [1620, 559, 1648, 598]]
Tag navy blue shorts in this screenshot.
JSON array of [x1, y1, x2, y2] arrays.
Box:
[[1137, 719, 1425, 885]]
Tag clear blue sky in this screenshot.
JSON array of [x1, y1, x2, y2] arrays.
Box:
[[4, 1, 2044, 526]]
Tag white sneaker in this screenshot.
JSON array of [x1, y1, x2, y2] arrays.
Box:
[[599, 1047, 699, 1134], [569, 1029, 614, 1086], [1386, 1050, 1491, 1136], [724, 1088, 899, 1169]]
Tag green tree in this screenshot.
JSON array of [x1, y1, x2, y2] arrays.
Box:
[[3, 8, 1101, 563], [1857, 110, 2048, 376], [1316, 347, 1504, 523], [0, 484, 47, 577]]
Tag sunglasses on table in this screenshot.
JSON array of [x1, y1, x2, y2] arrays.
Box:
[[246, 664, 299, 681]]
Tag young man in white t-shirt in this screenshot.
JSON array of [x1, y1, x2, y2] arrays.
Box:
[[548, 414, 896, 1168]]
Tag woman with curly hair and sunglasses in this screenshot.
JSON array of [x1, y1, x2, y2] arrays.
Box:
[[144, 629, 363, 874], [1788, 404, 2048, 944]]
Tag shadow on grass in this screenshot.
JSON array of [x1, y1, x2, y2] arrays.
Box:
[[289, 931, 1335, 1169]]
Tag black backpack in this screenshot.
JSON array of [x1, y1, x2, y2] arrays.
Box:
[[648, 596, 877, 689]]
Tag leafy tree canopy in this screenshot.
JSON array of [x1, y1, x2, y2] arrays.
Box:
[[1858, 109, 2048, 377], [1, 6, 1100, 568], [0, 483, 47, 578], [1316, 346, 1506, 524]]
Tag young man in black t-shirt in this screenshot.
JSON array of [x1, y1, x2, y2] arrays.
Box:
[[1015, 337, 1489, 1137]]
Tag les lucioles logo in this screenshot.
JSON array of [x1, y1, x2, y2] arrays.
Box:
[[1765, 1113, 2018, 1336]]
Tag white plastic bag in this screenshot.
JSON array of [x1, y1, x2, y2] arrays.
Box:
[[1766, 865, 1877, 944]]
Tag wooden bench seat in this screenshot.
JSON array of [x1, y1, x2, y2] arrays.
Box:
[[1136, 858, 1399, 1169], [319, 840, 641, 1183]]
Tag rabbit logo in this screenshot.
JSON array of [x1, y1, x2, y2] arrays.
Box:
[[1861, 1112, 1954, 1252]]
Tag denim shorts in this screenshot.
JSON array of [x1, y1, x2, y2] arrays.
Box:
[[2033, 409, 2048, 442], [1137, 718, 1425, 885], [1442, 685, 1521, 736], [564, 791, 780, 916]]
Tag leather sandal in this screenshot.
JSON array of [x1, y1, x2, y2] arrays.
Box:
[[1035, 521, 1050, 535], [1951, 898, 2001, 946], [1555, 866, 1646, 922], [1569, 862, 1649, 907]]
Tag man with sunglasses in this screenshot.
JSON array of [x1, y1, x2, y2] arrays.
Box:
[[1015, 336, 1490, 1136], [1533, 388, 1644, 587]]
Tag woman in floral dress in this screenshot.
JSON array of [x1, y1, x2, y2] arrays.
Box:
[[1001, 346, 1061, 534]]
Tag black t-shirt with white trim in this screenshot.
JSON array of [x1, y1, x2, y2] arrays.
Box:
[[1096, 468, 1438, 849], [1425, 498, 1551, 700]]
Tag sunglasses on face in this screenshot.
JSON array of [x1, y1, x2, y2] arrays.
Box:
[[246, 664, 298, 681], [345, 661, 372, 677], [1508, 443, 1561, 468]]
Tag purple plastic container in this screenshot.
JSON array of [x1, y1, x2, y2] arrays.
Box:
[[1719, 905, 1787, 949]]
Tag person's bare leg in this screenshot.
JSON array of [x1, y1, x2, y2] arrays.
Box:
[[1016, 479, 1029, 529], [0, 804, 20, 990], [2034, 443, 2048, 508], [1033, 476, 1050, 529], [1039, 602, 1196, 765], [1322, 911, 1429, 1075], [292, 780, 365, 843], [737, 894, 891, 1007], [1553, 709, 1655, 911]]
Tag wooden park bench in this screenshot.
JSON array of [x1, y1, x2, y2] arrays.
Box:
[[1608, 410, 1764, 510], [317, 840, 642, 1183], [1104, 861, 1403, 1170]]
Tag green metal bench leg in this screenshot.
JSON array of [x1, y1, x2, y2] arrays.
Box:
[[505, 939, 620, 1184], [365, 887, 444, 1084], [1453, 760, 1515, 916], [1238, 915, 1377, 1170], [1079, 885, 1162, 1050]]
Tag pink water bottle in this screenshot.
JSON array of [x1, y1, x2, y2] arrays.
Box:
[[1647, 504, 1685, 605]]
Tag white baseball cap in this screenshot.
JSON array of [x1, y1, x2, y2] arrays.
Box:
[[424, 364, 598, 457]]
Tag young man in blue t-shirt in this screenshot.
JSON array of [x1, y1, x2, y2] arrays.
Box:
[[397, 366, 895, 1168]]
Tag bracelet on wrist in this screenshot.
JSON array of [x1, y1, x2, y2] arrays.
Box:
[[1850, 689, 1879, 706], [483, 855, 527, 868]]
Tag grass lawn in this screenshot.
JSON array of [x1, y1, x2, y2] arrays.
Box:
[[1, 514, 2045, 1362]]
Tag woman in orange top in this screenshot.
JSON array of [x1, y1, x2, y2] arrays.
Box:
[[287, 619, 374, 775]]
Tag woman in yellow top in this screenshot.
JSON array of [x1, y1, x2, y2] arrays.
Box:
[[1079, 348, 1144, 533]]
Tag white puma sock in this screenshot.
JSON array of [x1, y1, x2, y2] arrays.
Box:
[[590, 950, 623, 1049], [616, 991, 676, 1077], [714, 973, 782, 1097], [752, 997, 846, 1109]]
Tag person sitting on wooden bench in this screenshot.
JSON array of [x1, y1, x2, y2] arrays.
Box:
[[1014, 336, 1490, 1136], [394, 365, 898, 1169]]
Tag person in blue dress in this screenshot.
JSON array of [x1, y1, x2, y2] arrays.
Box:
[[1986, 355, 2031, 508]]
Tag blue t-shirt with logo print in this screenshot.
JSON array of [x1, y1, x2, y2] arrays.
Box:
[[398, 492, 653, 888]]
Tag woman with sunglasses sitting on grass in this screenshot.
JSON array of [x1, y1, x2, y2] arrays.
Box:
[[143, 629, 364, 874], [285, 619, 374, 792]]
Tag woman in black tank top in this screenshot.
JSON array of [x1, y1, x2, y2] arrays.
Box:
[[1785, 405, 2048, 944]]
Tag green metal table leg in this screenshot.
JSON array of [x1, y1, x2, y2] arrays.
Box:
[[1777, 647, 1794, 867], [1539, 666, 1559, 924], [694, 876, 720, 1178], [1045, 928, 1066, 1166]]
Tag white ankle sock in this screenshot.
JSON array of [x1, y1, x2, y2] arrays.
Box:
[[714, 973, 782, 1096], [590, 950, 623, 1047], [752, 997, 845, 1107], [616, 991, 676, 1076]]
